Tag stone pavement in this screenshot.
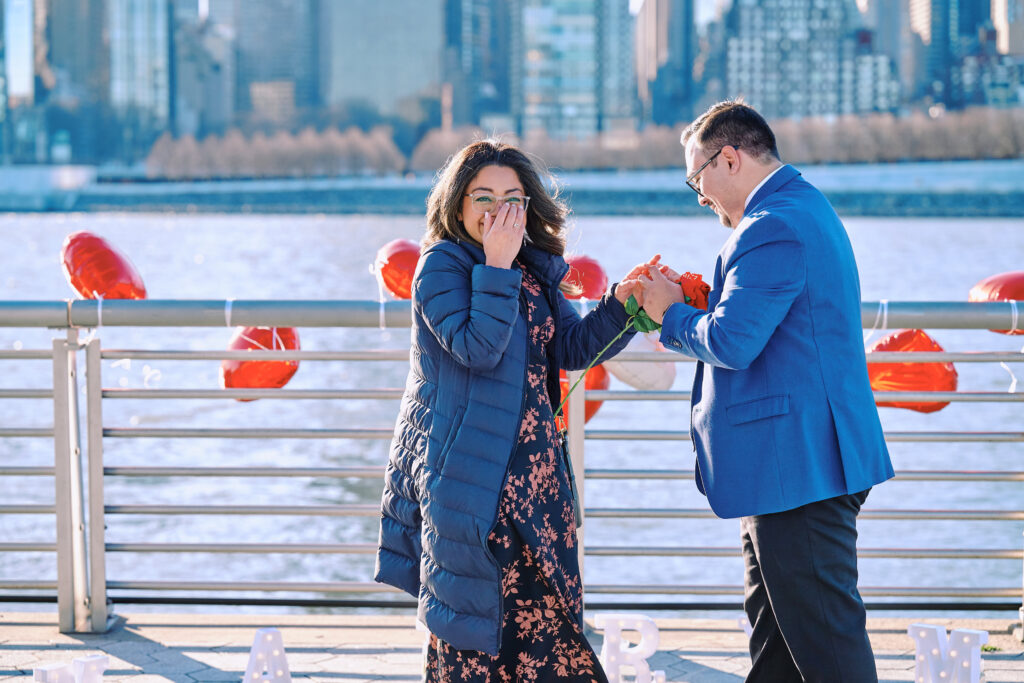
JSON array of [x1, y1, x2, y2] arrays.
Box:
[[0, 612, 1022, 682]]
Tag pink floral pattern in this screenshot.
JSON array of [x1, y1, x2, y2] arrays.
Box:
[[425, 264, 607, 683]]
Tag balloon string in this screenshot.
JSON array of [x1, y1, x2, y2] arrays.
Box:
[[224, 298, 235, 328], [377, 279, 387, 330], [237, 331, 271, 352], [997, 302, 1020, 393], [863, 299, 888, 345], [82, 294, 103, 344]]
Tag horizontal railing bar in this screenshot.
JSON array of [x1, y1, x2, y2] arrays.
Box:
[[0, 543, 57, 552], [0, 580, 59, 590], [0, 301, 70, 327], [585, 508, 1024, 521], [102, 349, 411, 361], [105, 504, 379, 516], [868, 392, 1024, 402], [588, 390, 1024, 402], [30, 594, 1012, 612], [0, 389, 53, 399], [94, 467, 1024, 483], [0, 505, 57, 514], [103, 388, 404, 400], [585, 430, 1024, 442], [93, 429, 1024, 443], [866, 351, 1024, 363], [2, 300, 1022, 330], [103, 428, 392, 439], [0, 467, 56, 477], [106, 580, 399, 593], [92, 348, 1024, 364], [0, 428, 55, 438], [585, 546, 1022, 559], [74, 300, 414, 328], [104, 466, 383, 478], [0, 350, 53, 359], [106, 543, 376, 554], [584, 469, 1024, 482], [586, 585, 1020, 598]]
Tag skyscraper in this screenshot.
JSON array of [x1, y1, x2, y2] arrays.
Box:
[[597, 0, 637, 132], [725, 0, 853, 118], [993, 0, 1024, 55], [235, 0, 318, 120], [635, 0, 696, 125], [443, 0, 514, 128], [519, 0, 634, 139], [520, 0, 600, 138], [108, 0, 173, 160], [44, 0, 110, 162], [0, 4, 9, 162], [319, 0, 443, 120]]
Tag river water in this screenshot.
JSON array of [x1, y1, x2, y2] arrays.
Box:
[[1, 211, 1022, 614]]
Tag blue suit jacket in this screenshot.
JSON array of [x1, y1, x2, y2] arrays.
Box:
[[660, 165, 893, 518]]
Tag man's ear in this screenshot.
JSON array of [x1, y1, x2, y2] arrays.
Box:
[[722, 145, 741, 174]]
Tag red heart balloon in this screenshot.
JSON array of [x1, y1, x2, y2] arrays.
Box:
[[374, 239, 420, 299], [968, 270, 1024, 335], [867, 329, 957, 413], [556, 364, 610, 430], [221, 327, 301, 401], [61, 231, 147, 300], [563, 254, 608, 300]]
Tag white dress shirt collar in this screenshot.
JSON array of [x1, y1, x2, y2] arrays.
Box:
[[744, 165, 785, 211]]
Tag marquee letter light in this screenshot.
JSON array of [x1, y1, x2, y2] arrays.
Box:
[[594, 614, 666, 683], [908, 623, 988, 683], [244, 628, 292, 683]]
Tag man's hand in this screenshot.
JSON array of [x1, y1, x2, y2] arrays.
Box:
[[639, 263, 686, 323], [614, 255, 663, 305]]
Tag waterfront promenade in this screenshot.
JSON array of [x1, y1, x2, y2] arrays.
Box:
[[1, 612, 1022, 682]]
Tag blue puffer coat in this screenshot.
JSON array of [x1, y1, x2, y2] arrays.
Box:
[[374, 237, 634, 655]]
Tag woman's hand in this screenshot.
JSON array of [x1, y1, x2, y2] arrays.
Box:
[[482, 203, 526, 269], [614, 255, 663, 305]]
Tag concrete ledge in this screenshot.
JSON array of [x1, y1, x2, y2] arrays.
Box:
[[0, 612, 1021, 682]]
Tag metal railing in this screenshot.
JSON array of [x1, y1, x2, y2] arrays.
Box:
[[1, 299, 1022, 634]]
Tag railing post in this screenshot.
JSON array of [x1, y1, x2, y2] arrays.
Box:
[[86, 338, 113, 631], [53, 329, 90, 632], [566, 369, 586, 574], [1019, 529, 1023, 641]]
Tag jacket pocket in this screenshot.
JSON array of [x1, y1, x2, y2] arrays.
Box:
[[726, 394, 789, 425], [434, 406, 465, 473]]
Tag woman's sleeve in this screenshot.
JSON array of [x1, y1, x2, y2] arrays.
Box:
[[415, 247, 523, 371], [552, 285, 636, 371]]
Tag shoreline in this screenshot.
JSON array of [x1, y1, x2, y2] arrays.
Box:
[[2, 158, 1023, 216]]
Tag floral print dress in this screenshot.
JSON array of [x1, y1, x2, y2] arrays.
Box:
[[424, 264, 608, 683]]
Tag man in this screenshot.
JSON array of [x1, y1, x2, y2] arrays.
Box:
[[638, 100, 894, 682]]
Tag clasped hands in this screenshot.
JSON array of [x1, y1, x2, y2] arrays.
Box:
[[615, 254, 687, 324]]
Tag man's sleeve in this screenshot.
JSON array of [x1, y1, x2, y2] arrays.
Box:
[[659, 219, 805, 370]]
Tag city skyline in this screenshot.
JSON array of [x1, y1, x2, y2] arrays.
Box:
[[1, 0, 1021, 167]]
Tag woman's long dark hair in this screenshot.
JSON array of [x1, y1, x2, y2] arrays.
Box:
[[423, 140, 569, 257]]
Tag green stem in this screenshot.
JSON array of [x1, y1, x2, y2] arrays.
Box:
[[553, 315, 636, 421]]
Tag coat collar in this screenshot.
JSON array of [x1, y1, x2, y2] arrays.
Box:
[[743, 164, 800, 218], [447, 238, 569, 287]]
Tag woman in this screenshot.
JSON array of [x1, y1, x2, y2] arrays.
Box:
[[375, 140, 647, 681]]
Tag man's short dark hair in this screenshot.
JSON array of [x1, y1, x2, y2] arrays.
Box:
[[682, 99, 781, 162]]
